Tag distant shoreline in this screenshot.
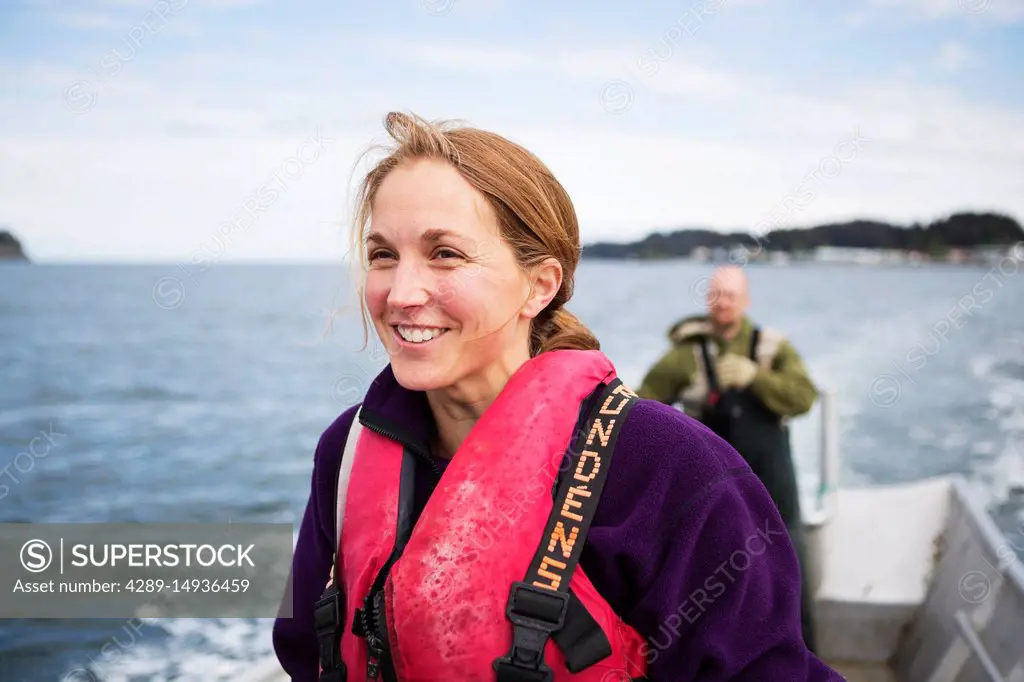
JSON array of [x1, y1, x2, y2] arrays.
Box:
[[580, 254, 1019, 269], [581, 245, 1023, 269], [580, 211, 1023, 267], [0, 230, 29, 262]]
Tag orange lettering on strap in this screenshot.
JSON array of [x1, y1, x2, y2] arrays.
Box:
[[548, 521, 579, 559], [561, 485, 591, 521], [614, 383, 638, 398], [561, 502, 583, 522], [600, 394, 628, 415], [587, 417, 614, 448], [574, 450, 601, 484], [534, 556, 568, 590], [569, 484, 592, 500]]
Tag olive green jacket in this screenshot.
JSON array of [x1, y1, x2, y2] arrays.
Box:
[[637, 315, 818, 418]]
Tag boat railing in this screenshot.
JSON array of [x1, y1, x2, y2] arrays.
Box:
[[802, 388, 839, 597], [892, 476, 1024, 681], [816, 388, 840, 521]]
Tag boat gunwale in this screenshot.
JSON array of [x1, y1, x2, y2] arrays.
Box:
[[950, 475, 1024, 596]]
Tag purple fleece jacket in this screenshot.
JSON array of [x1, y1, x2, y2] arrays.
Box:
[[273, 365, 843, 681]]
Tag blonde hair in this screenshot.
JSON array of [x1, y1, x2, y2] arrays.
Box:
[[349, 111, 599, 356]]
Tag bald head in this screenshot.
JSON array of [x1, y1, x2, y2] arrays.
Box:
[[706, 265, 750, 332]]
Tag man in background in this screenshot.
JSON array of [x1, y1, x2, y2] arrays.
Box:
[[637, 264, 820, 652]]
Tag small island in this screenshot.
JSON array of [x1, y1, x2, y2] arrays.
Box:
[[0, 230, 30, 262], [582, 212, 1023, 266]]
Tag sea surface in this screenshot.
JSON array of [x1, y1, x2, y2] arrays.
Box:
[[1, 261, 1023, 681]]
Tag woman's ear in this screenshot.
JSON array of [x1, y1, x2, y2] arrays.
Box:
[[522, 257, 563, 319]]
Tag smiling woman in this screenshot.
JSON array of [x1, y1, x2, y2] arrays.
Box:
[[271, 111, 845, 681], [361, 158, 563, 395]]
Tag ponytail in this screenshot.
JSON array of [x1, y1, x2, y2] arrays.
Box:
[[530, 307, 600, 356]]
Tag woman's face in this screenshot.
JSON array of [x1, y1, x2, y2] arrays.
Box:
[[363, 158, 558, 394]]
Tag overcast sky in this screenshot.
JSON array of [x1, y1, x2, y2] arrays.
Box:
[[2, 0, 1023, 262]]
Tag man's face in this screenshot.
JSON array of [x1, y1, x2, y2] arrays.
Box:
[[706, 272, 749, 328]]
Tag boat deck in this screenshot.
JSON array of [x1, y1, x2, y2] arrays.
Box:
[[827, 660, 898, 682], [809, 476, 952, 676]]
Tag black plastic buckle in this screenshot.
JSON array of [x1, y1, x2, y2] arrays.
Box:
[[314, 587, 347, 681], [493, 582, 570, 682], [314, 589, 341, 635]]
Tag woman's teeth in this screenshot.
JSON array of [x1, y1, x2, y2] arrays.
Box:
[[397, 326, 448, 343]]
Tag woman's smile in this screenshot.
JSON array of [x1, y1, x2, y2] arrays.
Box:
[[392, 324, 451, 347]]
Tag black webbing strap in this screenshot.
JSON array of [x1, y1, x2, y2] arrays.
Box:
[[314, 580, 346, 682], [700, 327, 759, 406], [494, 378, 639, 681], [554, 590, 613, 672], [698, 336, 720, 405]]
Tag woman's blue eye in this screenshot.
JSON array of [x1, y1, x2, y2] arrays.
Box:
[[436, 248, 460, 259]]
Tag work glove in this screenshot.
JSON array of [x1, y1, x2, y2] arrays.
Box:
[[716, 354, 759, 390]]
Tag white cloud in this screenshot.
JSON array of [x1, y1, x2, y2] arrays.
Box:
[[555, 48, 744, 101], [97, 0, 264, 7], [51, 11, 125, 29], [444, 0, 506, 17], [935, 41, 975, 72], [379, 41, 535, 73], [35, 0, 198, 29], [0, 131, 362, 262], [860, 0, 1024, 23], [2, 33, 1023, 261], [632, 59, 743, 100], [385, 42, 746, 104], [205, 0, 266, 7]]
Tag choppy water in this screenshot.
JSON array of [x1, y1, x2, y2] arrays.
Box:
[[1, 261, 1022, 681]]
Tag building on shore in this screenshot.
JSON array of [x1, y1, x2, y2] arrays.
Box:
[[684, 243, 1018, 267]]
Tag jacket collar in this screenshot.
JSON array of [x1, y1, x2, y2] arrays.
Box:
[[358, 364, 435, 460], [669, 314, 754, 347], [357, 350, 616, 473], [717, 316, 755, 353]]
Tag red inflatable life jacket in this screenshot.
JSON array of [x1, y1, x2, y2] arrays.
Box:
[[317, 349, 650, 681]]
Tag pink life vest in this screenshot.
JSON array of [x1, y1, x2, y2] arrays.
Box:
[[331, 349, 649, 681]]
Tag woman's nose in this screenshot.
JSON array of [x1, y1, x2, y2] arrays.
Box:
[[386, 260, 432, 308]]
